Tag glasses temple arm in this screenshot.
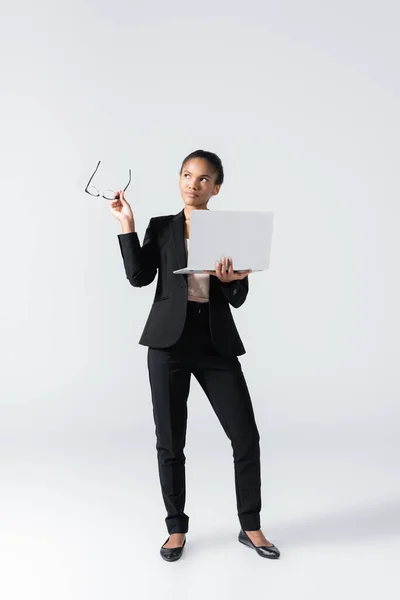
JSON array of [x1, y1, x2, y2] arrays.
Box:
[[85, 160, 102, 190]]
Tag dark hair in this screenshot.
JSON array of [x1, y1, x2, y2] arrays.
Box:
[[179, 149, 224, 186]]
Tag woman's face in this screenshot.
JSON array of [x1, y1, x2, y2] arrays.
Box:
[[179, 158, 221, 207]]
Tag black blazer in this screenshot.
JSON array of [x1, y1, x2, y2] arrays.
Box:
[[117, 208, 249, 356]]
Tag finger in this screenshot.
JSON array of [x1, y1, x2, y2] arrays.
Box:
[[222, 257, 230, 281], [220, 257, 227, 280], [228, 257, 233, 275], [221, 258, 228, 280], [220, 259, 226, 280]]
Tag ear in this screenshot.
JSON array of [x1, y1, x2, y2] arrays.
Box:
[[212, 184, 221, 196]]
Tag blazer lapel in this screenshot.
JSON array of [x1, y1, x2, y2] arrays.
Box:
[[170, 209, 187, 271]]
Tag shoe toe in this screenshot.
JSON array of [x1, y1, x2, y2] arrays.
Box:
[[256, 544, 280, 558], [160, 536, 186, 561], [238, 529, 280, 559]]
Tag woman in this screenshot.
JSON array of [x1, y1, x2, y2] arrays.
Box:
[[110, 149, 280, 561]]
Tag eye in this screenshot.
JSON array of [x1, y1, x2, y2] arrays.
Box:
[[183, 173, 208, 182]]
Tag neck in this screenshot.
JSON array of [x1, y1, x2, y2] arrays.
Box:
[[184, 204, 209, 220]]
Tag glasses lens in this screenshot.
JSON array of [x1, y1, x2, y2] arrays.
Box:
[[86, 184, 99, 196], [103, 189, 116, 200]]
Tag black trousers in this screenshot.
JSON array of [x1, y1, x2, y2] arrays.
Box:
[[147, 300, 262, 534]]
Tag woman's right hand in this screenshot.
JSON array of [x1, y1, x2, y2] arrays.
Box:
[[109, 189, 135, 225]]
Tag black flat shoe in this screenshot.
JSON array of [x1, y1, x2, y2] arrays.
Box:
[[238, 529, 280, 559], [160, 535, 186, 562]]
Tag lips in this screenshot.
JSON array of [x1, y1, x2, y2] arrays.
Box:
[[186, 192, 198, 197]]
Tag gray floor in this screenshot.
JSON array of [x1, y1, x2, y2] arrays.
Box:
[[1, 435, 398, 600]]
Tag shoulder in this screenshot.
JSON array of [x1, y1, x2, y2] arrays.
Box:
[[150, 214, 175, 223], [149, 213, 176, 231]]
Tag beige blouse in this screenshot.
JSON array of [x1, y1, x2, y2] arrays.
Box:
[[184, 237, 210, 302]]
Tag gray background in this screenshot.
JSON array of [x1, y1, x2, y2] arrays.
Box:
[[1, 1, 399, 598]]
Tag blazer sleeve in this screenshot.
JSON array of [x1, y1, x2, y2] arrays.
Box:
[[217, 276, 249, 308], [117, 218, 159, 287]]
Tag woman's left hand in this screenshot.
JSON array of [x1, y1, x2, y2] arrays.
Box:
[[203, 257, 252, 282]]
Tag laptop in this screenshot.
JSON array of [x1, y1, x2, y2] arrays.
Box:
[[173, 209, 274, 275]]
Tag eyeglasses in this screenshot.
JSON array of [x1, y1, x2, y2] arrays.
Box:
[[84, 160, 131, 200]]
